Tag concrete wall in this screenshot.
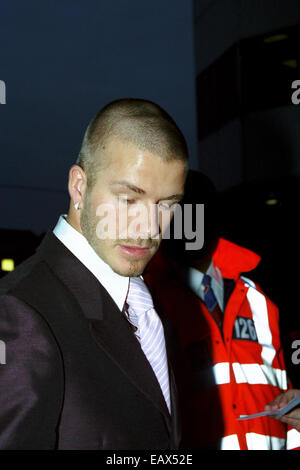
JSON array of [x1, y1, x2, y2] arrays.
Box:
[[194, 0, 300, 190]]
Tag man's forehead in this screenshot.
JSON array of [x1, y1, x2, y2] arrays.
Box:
[[102, 135, 140, 154], [102, 135, 183, 165], [94, 136, 186, 188], [102, 139, 184, 172]]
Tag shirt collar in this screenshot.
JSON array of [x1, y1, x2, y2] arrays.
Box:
[[187, 260, 224, 312], [53, 215, 130, 312]]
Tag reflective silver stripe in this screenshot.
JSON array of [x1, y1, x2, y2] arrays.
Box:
[[246, 285, 276, 366], [192, 362, 231, 388], [199, 361, 287, 388], [220, 434, 240, 450], [232, 362, 287, 389], [287, 429, 300, 450], [246, 432, 286, 450], [213, 362, 230, 385]]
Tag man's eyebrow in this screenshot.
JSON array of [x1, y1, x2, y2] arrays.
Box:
[[161, 194, 184, 201], [110, 181, 184, 200], [110, 181, 145, 194]]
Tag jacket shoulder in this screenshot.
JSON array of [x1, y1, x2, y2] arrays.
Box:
[[0, 253, 41, 295], [240, 275, 279, 313]]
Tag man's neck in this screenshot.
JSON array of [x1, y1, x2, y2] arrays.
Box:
[[190, 254, 212, 274], [66, 213, 82, 234]]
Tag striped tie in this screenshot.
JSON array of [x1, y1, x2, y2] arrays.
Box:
[[125, 276, 171, 413]]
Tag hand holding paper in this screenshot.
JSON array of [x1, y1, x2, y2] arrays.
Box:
[[237, 391, 300, 421]]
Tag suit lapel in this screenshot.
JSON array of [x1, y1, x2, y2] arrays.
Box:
[[89, 299, 171, 424], [37, 232, 172, 428]]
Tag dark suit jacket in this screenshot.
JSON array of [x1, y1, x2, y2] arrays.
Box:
[[0, 232, 180, 450]]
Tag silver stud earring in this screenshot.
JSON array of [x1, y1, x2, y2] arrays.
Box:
[[74, 202, 80, 211]]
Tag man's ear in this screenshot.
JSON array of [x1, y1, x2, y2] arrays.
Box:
[[68, 165, 87, 210]]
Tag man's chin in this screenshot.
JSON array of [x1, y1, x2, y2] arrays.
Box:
[[111, 260, 146, 278], [89, 240, 157, 277]]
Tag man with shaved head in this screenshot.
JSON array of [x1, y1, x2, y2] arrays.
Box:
[[0, 98, 188, 450]]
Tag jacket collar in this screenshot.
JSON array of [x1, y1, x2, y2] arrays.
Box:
[[53, 215, 129, 313], [213, 238, 261, 280]]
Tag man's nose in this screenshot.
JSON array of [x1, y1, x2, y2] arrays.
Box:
[[147, 203, 160, 239], [129, 203, 160, 239]]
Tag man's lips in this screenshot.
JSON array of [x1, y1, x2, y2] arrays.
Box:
[[118, 244, 152, 258]]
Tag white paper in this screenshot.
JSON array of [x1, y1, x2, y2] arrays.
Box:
[[237, 393, 300, 421]]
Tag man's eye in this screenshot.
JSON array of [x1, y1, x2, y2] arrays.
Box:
[[119, 195, 135, 204]]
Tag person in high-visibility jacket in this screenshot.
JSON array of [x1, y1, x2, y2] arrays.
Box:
[[144, 170, 300, 450]]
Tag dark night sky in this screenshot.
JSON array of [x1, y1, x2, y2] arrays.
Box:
[[0, 0, 198, 234]]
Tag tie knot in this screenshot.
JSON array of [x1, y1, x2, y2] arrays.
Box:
[[126, 277, 154, 316]]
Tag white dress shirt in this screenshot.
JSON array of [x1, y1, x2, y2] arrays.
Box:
[[53, 214, 130, 312], [187, 260, 224, 312]]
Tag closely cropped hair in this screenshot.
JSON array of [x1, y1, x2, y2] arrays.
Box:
[[76, 98, 189, 188]]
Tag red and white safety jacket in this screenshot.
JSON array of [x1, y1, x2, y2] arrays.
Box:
[[144, 238, 300, 450]]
